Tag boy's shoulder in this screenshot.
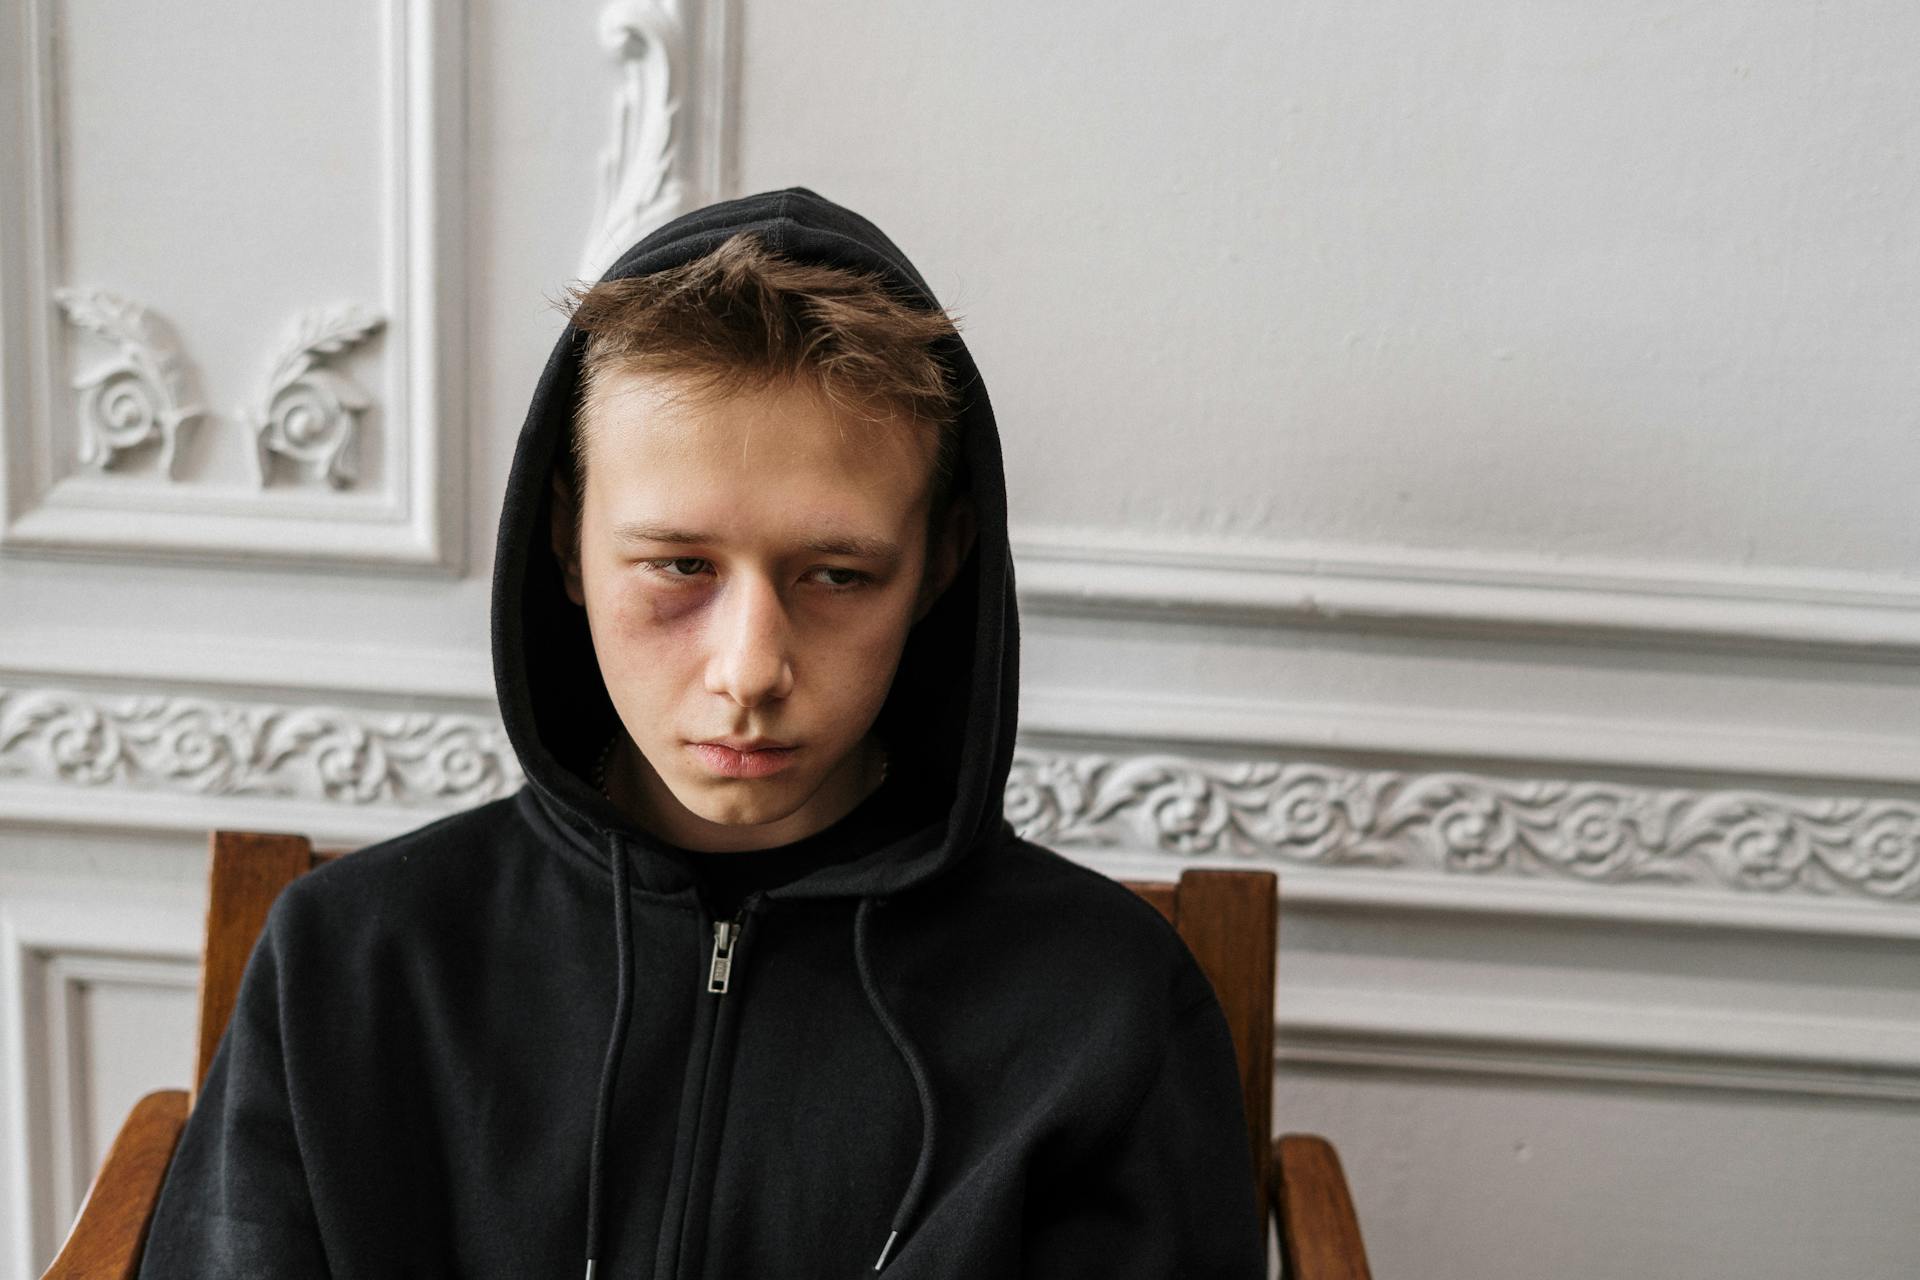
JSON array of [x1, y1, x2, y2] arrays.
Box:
[[916, 832, 1223, 1010], [264, 794, 532, 939], [986, 834, 1185, 932]]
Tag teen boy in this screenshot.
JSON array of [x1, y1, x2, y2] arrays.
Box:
[[139, 188, 1266, 1277]]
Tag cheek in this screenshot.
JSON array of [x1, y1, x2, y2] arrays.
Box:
[[587, 560, 705, 630], [633, 587, 708, 628], [799, 596, 917, 684], [585, 580, 705, 685]]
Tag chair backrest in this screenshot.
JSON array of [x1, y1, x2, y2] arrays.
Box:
[[1120, 869, 1278, 1236], [195, 834, 1279, 1236], [194, 831, 334, 1101]]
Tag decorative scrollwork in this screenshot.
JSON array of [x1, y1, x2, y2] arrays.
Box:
[[1008, 747, 1920, 902], [55, 288, 207, 479], [246, 305, 387, 489], [0, 686, 519, 808], [579, 0, 687, 282], [9, 674, 1915, 907]]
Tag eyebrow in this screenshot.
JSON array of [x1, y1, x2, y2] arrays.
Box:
[[610, 521, 902, 561]]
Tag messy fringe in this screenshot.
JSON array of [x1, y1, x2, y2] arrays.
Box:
[[556, 232, 965, 506]]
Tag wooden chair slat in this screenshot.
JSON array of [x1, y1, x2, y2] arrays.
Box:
[[40, 1088, 189, 1280], [1275, 1133, 1375, 1280], [1176, 870, 1277, 1229], [194, 831, 314, 1100]]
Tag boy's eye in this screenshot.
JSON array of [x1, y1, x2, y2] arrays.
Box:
[[640, 559, 869, 591], [812, 566, 870, 590], [645, 557, 711, 579]]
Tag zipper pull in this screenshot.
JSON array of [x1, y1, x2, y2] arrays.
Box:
[[707, 914, 744, 994]]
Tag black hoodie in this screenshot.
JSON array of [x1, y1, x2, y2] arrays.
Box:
[[138, 188, 1267, 1279]]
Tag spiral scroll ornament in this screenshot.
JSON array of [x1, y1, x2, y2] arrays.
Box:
[[55, 288, 207, 479], [1007, 747, 1920, 902], [246, 306, 386, 489]]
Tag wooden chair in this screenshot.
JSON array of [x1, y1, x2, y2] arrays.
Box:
[[1122, 870, 1374, 1280], [42, 832, 1374, 1279]]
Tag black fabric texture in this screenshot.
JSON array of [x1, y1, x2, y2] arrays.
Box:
[[137, 187, 1267, 1279], [680, 762, 934, 920]]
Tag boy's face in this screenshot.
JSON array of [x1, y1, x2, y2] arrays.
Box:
[[551, 367, 972, 852]]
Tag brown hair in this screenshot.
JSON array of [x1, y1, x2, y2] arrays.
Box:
[[558, 231, 965, 528]]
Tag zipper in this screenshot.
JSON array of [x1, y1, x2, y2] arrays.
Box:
[[707, 906, 746, 994], [663, 898, 756, 1279]]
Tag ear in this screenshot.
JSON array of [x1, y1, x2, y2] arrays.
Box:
[[549, 470, 586, 607], [913, 493, 977, 624]]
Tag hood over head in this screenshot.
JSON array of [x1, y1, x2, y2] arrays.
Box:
[[492, 187, 1020, 901], [493, 189, 1024, 1274]]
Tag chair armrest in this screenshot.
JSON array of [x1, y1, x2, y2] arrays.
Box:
[[41, 1088, 189, 1280], [1270, 1132, 1374, 1280]]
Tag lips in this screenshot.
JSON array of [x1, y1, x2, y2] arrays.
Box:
[[689, 741, 797, 779], [702, 738, 792, 753]]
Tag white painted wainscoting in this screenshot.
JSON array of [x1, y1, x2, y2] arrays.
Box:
[[4, 1, 1919, 1278]]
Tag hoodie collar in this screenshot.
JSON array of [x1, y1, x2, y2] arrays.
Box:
[[490, 187, 1020, 901]]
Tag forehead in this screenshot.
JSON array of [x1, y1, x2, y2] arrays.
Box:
[[579, 367, 935, 529]]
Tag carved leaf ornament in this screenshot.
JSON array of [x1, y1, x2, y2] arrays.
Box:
[[54, 288, 207, 478], [53, 288, 385, 489], [247, 306, 387, 488], [579, 0, 687, 282]]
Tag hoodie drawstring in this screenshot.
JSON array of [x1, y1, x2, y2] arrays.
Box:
[[584, 833, 636, 1280], [580, 850, 937, 1276], [853, 896, 938, 1271]]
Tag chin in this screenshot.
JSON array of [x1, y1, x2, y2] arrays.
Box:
[[676, 777, 804, 828]]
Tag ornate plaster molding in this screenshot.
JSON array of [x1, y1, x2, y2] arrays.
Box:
[[1008, 747, 1920, 902], [0, 685, 519, 809], [51, 291, 388, 490], [53, 288, 206, 479], [579, 0, 688, 282], [246, 305, 387, 488], [7, 677, 1915, 908]]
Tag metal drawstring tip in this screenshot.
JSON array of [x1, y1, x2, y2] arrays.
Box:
[[584, 1261, 597, 1280], [873, 1229, 900, 1271]]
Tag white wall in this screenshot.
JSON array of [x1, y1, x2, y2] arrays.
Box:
[[3, 1, 1917, 1276]]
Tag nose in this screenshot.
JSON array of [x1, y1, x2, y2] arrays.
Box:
[[704, 571, 795, 708]]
